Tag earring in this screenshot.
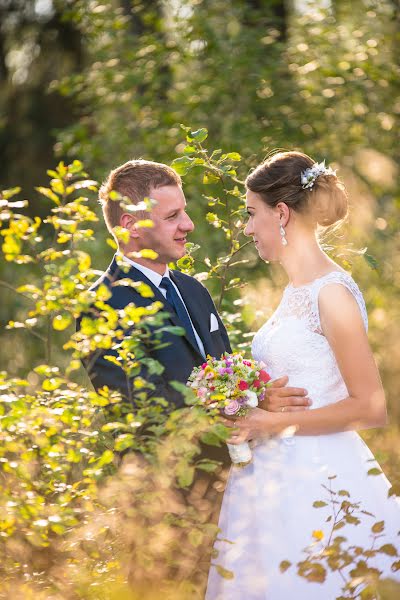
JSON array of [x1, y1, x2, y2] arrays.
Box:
[[280, 224, 288, 246]]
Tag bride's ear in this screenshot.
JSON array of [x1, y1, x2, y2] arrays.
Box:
[[276, 202, 290, 227]]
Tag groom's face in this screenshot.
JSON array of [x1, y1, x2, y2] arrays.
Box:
[[133, 184, 194, 270]]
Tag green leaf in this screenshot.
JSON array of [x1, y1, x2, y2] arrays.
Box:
[[187, 128, 208, 143], [367, 467, 383, 476], [162, 325, 186, 337], [280, 560, 292, 573], [177, 463, 194, 488], [188, 529, 204, 547], [298, 560, 326, 583], [203, 171, 220, 185], [378, 544, 397, 556], [196, 460, 219, 473], [225, 152, 241, 161], [364, 253, 379, 270], [97, 450, 115, 467], [201, 431, 223, 447], [215, 565, 234, 580], [171, 156, 193, 176], [313, 501, 328, 508], [68, 159, 84, 174], [371, 520, 385, 533], [114, 434, 135, 452]]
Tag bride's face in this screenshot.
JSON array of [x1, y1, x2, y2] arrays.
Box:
[[244, 190, 282, 262]]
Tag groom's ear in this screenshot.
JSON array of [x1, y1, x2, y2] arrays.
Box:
[[120, 213, 140, 238]]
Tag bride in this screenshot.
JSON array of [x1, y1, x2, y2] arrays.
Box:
[[206, 151, 400, 599]]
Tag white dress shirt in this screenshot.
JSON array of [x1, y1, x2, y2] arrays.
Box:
[[118, 253, 206, 358]]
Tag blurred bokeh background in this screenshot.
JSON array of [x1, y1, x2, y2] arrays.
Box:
[[1, 0, 399, 487]]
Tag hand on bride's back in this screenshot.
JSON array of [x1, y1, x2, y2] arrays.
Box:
[[259, 375, 311, 412]]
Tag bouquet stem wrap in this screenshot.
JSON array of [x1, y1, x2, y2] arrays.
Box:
[[227, 441, 252, 466]]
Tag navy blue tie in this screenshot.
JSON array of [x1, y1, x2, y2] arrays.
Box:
[[160, 277, 198, 351]]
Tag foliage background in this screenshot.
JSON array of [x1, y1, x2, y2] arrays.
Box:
[[0, 0, 399, 597]]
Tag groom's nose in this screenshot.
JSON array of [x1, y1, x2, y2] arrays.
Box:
[[180, 212, 194, 232]]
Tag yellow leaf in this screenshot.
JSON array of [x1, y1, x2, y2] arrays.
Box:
[[135, 219, 154, 229], [53, 313, 72, 331], [132, 248, 158, 260]]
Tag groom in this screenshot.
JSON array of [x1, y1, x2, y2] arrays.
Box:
[[80, 159, 231, 410], [79, 159, 309, 427]]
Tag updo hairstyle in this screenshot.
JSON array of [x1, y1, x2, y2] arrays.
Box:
[[245, 151, 348, 227]]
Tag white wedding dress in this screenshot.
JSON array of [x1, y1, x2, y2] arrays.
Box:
[[206, 271, 400, 599]]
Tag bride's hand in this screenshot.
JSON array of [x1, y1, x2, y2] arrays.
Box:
[[224, 408, 277, 444]]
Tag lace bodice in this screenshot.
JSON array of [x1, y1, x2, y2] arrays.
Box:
[[252, 271, 368, 410]]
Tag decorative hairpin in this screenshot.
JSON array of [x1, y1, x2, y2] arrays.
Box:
[[301, 161, 336, 190]]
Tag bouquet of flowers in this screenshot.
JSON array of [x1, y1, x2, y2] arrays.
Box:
[[188, 353, 271, 466]]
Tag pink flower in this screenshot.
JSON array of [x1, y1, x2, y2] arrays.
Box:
[[224, 400, 240, 416], [201, 363, 208, 369], [243, 360, 252, 366], [219, 367, 233, 375], [253, 379, 261, 389], [238, 380, 249, 391], [259, 369, 271, 383]]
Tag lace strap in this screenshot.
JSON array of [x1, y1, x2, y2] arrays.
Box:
[[311, 271, 368, 334]]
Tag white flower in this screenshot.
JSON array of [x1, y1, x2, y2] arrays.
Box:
[[301, 161, 336, 190], [245, 390, 258, 408]]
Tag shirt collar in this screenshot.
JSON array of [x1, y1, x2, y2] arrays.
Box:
[[118, 252, 169, 288]]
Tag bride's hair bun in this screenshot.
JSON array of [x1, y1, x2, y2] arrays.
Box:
[[310, 175, 348, 226], [245, 151, 348, 227]]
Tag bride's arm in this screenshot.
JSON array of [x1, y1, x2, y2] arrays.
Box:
[[229, 284, 387, 442]]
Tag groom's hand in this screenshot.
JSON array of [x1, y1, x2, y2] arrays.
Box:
[[260, 376, 311, 412]]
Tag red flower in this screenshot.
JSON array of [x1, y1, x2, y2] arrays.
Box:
[[259, 370, 271, 383], [238, 380, 249, 391], [253, 379, 261, 389], [201, 363, 208, 369]]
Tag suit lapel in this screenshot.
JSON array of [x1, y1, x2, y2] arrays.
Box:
[[170, 271, 212, 356], [109, 258, 203, 357], [108, 257, 166, 306]]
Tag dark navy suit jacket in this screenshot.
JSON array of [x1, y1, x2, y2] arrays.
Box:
[[78, 256, 231, 410]]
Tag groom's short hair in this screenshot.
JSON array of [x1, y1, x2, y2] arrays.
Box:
[[99, 159, 182, 235]]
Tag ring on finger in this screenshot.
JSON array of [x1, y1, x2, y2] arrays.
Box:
[[281, 406, 286, 413]]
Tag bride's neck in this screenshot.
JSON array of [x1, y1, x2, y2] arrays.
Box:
[[279, 230, 336, 287]]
